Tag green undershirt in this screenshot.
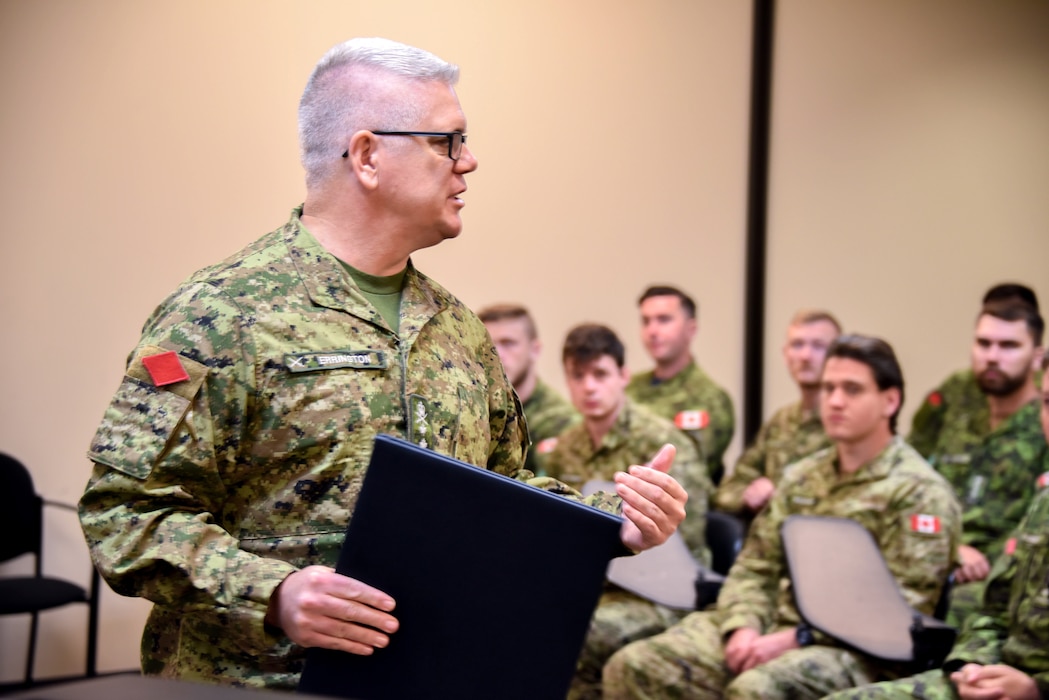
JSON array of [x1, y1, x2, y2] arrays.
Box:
[[339, 261, 406, 334]]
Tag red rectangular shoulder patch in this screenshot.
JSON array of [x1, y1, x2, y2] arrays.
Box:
[[141, 350, 190, 387]]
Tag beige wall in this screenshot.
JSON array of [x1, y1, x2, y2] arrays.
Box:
[[1, 0, 1045, 682]]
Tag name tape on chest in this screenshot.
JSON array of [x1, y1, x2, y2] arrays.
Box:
[[284, 350, 387, 373]]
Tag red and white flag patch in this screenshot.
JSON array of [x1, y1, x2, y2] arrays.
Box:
[[1037, 472, 1049, 489], [674, 410, 710, 431], [1005, 537, 1017, 556], [536, 437, 559, 454], [141, 350, 190, 387], [910, 514, 941, 534]]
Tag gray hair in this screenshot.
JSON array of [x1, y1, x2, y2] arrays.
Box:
[[298, 37, 460, 186]]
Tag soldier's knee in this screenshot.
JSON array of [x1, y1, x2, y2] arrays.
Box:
[[724, 667, 778, 700]]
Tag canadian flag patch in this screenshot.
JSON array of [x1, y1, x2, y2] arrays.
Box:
[[674, 410, 710, 431], [926, 392, 943, 408], [536, 437, 559, 454], [1005, 537, 1017, 556], [1037, 472, 1049, 489], [910, 514, 941, 534]]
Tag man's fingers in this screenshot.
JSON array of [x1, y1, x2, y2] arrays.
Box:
[[644, 443, 676, 473]]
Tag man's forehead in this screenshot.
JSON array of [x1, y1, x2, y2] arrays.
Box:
[[787, 319, 839, 340], [565, 355, 618, 372], [821, 357, 876, 383], [974, 314, 1032, 342], [641, 296, 684, 314]]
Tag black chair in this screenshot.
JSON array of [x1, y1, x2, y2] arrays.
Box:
[[0, 453, 100, 688], [695, 510, 747, 608], [705, 510, 746, 576]]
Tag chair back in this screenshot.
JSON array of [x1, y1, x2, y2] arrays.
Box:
[[0, 453, 44, 566]]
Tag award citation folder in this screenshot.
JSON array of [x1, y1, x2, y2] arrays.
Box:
[[297, 434, 625, 700]]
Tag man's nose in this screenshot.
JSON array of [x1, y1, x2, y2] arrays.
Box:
[[455, 144, 478, 173]]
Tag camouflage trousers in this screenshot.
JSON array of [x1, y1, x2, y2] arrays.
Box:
[[822, 669, 956, 700], [567, 588, 685, 700], [603, 610, 887, 700]]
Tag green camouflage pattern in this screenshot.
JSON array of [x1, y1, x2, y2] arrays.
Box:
[[545, 400, 712, 700], [521, 377, 580, 477], [626, 360, 735, 487], [826, 487, 1049, 700], [603, 438, 962, 700], [544, 399, 712, 564], [567, 588, 688, 700], [908, 369, 988, 460], [937, 398, 1047, 626], [78, 207, 605, 690], [714, 400, 830, 517]]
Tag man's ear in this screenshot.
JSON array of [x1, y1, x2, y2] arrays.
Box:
[[882, 386, 902, 419], [346, 130, 380, 190]]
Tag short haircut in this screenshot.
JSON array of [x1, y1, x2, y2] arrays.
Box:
[[562, 324, 626, 369], [982, 283, 1039, 311], [825, 334, 905, 434], [789, 309, 842, 334], [638, 285, 697, 319], [298, 37, 460, 187], [979, 300, 1046, 347], [477, 303, 537, 340]]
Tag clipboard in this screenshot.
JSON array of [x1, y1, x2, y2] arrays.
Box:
[[298, 434, 624, 700]]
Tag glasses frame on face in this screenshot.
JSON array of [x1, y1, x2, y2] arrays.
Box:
[[341, 131, 467, 161]]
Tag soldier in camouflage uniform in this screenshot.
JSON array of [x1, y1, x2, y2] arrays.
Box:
[[604, 335, 962, 700], [78, 38, 689, 691], [479, 303, 580, 476], [916, 301, 1047, 628], [823, 360, 1049, 700], [716, 310, 840, 519], [908, 282, 1039, 459], [544, 323, 714, 700], [626, 285, 735, 486]]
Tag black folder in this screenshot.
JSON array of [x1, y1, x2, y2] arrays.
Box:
[[298, 434, 624, 700]]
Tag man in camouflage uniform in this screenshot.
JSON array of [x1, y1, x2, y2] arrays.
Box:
[[544, 323, 713, 700], [908, 283, 1039, 458], [918, 301, 1047, 628], [716, 310, 840, 519], [78, 38, 688, 691], [479, 303, 580, 476], [824, 358, 1049, 700], [604, 335, 962, 700], [626, 285, 735, 486]]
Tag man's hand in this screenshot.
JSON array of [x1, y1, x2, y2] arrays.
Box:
[[724, 627, 760, 674], [741, 476, 776, 513], [737, 628, 799, 672], [955, 544, 991, 584], [266, 565, 399, 655], [951, 663, 1040, 700], [616, 443, 688, 553]]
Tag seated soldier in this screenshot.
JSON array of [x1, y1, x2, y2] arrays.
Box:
[[823, 353, 1049, 700], [716, 309, 840, 519], [626, 285, 735, 486], [479, 303, 580, 476], [918, 300, 1047, 627], [603, 334, 961, 700], [544, 323, 713, 700]]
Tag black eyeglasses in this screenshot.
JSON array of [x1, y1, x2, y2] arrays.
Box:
[[341, 131, 467, 161]]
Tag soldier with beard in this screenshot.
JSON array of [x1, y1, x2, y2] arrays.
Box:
[[925, 300, 1048, 628]]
